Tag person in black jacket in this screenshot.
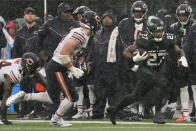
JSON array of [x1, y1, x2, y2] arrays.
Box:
[[13, 7, 40, 58], [164, 3, 196, 122], [183, 24, 196, 122], [37, 3, 80, 62], [87, 11, 117, 119]]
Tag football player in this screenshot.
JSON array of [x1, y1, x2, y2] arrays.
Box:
[[0, 52, 45, 125], [6, 11, 100, 127], [107, 16, 188, 124]]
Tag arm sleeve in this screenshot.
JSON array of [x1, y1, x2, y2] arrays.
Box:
[[70, 32, 86, 45]]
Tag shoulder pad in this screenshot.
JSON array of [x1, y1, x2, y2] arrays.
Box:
[[164, 33, 177, 46], [136, 31, 149, 48]]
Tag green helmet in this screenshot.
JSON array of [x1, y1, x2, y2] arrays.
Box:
[[147, 16, 165, 42]]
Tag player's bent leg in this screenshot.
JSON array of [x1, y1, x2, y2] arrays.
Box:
[[6, 91, 53, 106], [50, 98, 73, 127]]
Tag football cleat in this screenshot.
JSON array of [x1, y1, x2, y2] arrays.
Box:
[[50, 115, 72, 127], [6, 91, 26, 106], [153, 112, 165, 124], [72, 111, 88, 119], [129, 112, 144, 121], [107, 107, 117, 125], [1, 118, 12, 125], [176, 115, 191, 122]]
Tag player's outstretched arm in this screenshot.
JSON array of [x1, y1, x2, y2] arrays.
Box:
[[1, 74, 14, 125]]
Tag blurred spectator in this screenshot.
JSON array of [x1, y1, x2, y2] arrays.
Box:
[[6, 20, 17, 39], [15, 18, 26, 30], [13, 7, 40, 58], [88, 11, 117, 119]]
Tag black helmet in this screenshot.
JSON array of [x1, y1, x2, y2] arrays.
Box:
[[130, 0, 148, 22], [176, 4, 192, 25], [147, 16, 165, 42], [80, 11, 100, 33], [73, 6, 90, 15], [57, 3, 73, 17], [156, 9, 168, 19], [21, 52, 41, 74]]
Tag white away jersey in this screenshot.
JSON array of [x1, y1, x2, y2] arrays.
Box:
[[52, 27, 90, 65], [0, 58, 23, 84]]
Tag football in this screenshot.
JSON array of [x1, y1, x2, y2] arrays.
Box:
[[133, 48, 146, 56]]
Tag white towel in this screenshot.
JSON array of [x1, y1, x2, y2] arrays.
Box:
[[107, 27, 118, 63], [1, 28, 14, 59]]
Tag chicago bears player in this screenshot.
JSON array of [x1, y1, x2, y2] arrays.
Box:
[[107, 16, 188, 124], [0, 52, 44, 125], [6, 11, 100, 127]]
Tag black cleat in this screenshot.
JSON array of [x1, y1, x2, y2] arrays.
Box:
[[130, 112, 144, 121], [153, 112, 165, 124], [1, 118, 12, 125], [107, 107, 116, 125]]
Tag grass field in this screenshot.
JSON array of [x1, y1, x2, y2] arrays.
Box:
[[1, 118, 196, 131]]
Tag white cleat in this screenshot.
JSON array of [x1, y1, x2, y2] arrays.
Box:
[[50, 115, 72, 127], [72, 111, 88, 119], [6, 91, 26, 106]]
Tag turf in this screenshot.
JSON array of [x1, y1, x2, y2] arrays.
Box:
[[1, 118, 196, 131], [1, 122, 196, 131], [0, 115, 195, 131]]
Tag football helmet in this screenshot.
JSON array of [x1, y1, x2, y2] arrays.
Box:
[[72, 6, 90, 15], [21, 52, 41, 74], [147, 16, 165, 42], [176, 4, 192, 25], [130, 0, 148, 23], [80, 11, 100, 33]]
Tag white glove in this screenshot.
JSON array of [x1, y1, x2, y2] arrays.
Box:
[[68, 66, 84, 79], [178, 56, 188, 67], [133, 51, 148, 62], [131, 65, 139, 72]]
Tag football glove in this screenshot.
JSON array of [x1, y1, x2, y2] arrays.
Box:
[[68, 66, 84, 79], [133, 51, 148, 62], [178, 56, 188, 67]]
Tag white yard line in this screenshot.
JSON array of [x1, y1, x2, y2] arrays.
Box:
[[0, 126, 196, 130], [0, 120, 195, 126]]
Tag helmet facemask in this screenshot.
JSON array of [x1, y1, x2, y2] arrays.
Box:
[[176, 4, 192, 25], [80, 11, 100, 33], [147, 16, 165, 42], [131, 1, 148, 23]]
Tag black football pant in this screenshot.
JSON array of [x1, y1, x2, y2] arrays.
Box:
[[113, 67, 168, 114]]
